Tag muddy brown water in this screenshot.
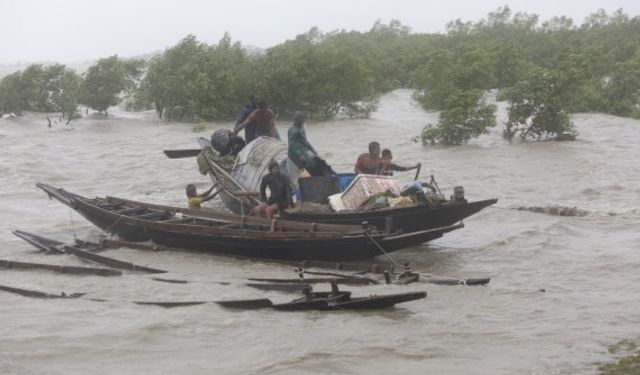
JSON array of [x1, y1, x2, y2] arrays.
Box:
[[1, 90, 639, 374]]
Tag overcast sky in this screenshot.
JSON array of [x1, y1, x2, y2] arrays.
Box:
[[1, 0, 639, 64]]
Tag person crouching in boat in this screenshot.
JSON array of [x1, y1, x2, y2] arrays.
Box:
[[254, 161, 294, 219], [186, 184, 218, 209], [376, 149, 421, 176]]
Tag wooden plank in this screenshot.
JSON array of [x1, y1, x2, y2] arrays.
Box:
[[248, 277, 372, 285], [0, 259, 122, 276], [163, 149, 201, 158], [114, 207, 145, 215], [0, 284, 84, 299], [135, 212, 171, 221], [62, 245, 166, 274], [12, 230, 65, 254]]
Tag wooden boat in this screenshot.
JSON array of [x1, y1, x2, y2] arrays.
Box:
[[36, 183, 462, 261], [280, 198, 497, 233], [196, 137, 497, 233], [217, 283, 427, 311]]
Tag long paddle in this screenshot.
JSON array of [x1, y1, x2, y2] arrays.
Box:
[[163, 149, 201, 159]]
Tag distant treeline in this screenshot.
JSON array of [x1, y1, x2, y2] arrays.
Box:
[[1, 7, 639, 144]]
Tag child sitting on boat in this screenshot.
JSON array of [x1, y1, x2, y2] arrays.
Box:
[[375, 149, 420, 176], [186, 184, 218, 209]]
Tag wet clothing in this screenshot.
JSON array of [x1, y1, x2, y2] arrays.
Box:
[[376, 163, 408, 176], [288, 121, 318, 170], [188, 197, 204, 209], [354, 153, 381, 174], [236, 102, 257, 143], [260, 173, 293, 208]]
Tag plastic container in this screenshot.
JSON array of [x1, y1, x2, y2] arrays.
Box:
[[336, 173, 356, 192]]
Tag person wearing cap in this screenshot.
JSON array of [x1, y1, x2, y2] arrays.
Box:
[[234, 94, 259, 143], [232, 100, 280, 141], [253, 160, 294, 218]]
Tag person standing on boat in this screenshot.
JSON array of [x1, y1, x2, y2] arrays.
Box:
[[232, 100, 280, 141], [354, 141, 381, 174], [254, 161, 294, 219], [288, 111, 318, 169], [186, 184, 218, 209], [376, 149, 421, 176], [234, 94, 259, 143]]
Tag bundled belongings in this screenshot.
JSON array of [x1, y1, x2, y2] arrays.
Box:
[[341, 175, 401, 210]]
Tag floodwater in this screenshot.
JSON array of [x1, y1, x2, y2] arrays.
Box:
[[1, 90, 638, 374]]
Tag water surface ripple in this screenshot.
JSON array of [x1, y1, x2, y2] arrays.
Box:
[[1, 90, 638, 374]]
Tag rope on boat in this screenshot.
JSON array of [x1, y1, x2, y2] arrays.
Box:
[[362, 231, 402, 268], [104, 215, 125, 235], [68, 207, 77, 241]]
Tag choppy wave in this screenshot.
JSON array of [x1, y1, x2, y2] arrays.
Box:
[[2, 90, 640, 375]]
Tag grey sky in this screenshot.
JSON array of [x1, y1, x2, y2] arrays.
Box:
[[1, 0, 639, 64]]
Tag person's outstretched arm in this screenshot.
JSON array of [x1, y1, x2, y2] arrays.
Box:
[[232, 111, 256, 135]]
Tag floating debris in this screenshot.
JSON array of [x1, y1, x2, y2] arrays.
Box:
[[0, 259, 121, 277], [515, 205, 589, 217]]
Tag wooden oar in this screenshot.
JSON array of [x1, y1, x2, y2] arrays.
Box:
[[163, 149, 201, 159]]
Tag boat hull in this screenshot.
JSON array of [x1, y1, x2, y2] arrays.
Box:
[[280, 199, 497, 232], [37, 183, 461, 261]]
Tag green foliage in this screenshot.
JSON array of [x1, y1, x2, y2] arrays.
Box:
[[52, 68, 82, 122], [504, 67, 578, 141], [0, 72, 24, 114], [81, 55, 144, 114], [421, 90, 497, 145], [140, 34, 253, 121], [413, 49, 497, 110], [600, 339, 640, 375], [599, 57, 640, 118], [256, 35, 377, 118], [3, 7, 640, 137], [0, 64, 81, 120]]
